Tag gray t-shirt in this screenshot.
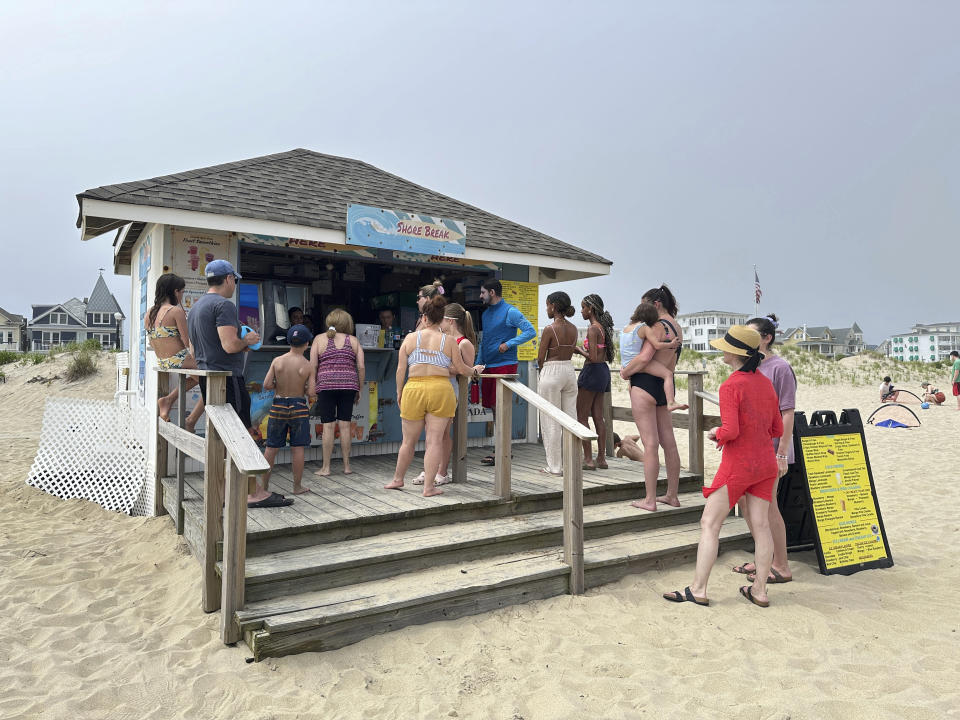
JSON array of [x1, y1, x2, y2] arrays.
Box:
[[187, 293, 244, 374]]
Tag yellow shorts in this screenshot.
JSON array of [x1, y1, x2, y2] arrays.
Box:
[[400, 376, 456, 420]]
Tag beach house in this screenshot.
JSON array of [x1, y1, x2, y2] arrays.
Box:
[[884, 322, 960, 363], [0, 306, 27, 352], [677, 310, 750, 352], [779, 323, 864, 358], [27, 273, 125, 351]]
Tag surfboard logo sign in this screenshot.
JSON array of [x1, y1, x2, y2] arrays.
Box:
[[347, 204, 467, 257]]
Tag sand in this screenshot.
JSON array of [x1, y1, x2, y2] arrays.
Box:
[[1, 352, 959, 719]]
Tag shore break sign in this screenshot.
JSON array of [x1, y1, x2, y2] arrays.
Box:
[[793, 409, 893, 575], [347, 204, 466, 257]]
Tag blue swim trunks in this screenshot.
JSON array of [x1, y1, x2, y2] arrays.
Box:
[[266, 397, 311, 448]]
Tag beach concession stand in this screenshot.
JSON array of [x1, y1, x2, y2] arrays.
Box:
[[76, 149, 611, 492]]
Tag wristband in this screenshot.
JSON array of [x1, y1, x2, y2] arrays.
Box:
[[776, 454, 788, 460]]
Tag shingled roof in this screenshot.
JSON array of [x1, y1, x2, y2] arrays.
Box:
[[87, 273, 124, 316], [78, 149, 610, 266]]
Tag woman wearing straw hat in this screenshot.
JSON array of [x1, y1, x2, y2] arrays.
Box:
[[662, 325, 783, 608]]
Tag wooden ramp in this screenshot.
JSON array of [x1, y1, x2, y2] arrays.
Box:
[[162, 444, 750, 659]]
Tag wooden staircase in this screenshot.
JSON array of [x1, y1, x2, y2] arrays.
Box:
[[161, 452, 750, 660]]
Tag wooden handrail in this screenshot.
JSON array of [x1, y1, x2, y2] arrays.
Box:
[[205, 405, 270, 476], [155, 368, 231, 377], [695, 390, 719, 406], [500, 379, 597, 441], [157, 419, 205, 462]]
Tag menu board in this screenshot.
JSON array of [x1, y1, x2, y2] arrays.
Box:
[[169, 229, 232, 312], [800, 433, 889, 570], [499, 280, 539, 361]]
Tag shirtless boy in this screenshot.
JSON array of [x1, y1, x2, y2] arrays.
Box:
[[262, 325, 315, 495]]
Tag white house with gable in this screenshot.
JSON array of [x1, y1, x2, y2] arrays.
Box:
[[677, 310, 750, 353]]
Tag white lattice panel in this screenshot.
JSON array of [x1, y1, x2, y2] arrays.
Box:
[[27, 397, 153, 516]]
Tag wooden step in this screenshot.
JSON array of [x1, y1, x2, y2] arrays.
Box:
[[236, 518, 750, 660], [226, 493, 710, 602]]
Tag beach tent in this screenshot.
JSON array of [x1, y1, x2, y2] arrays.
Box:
[[866, 403, 921, 428], [890, 389, 923, 403]]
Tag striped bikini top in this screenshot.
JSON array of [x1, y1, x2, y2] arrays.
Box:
[[407, 331, 451, 369], [316, 335, 359, 392]]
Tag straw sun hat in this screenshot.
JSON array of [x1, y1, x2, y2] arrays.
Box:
[[709, 325, 762, 356]]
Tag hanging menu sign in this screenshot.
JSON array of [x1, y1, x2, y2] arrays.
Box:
[[794, 409, 893, 575], [499, 280, 539, 362]]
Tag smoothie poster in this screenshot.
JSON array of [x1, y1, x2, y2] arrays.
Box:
[[169, 229, 231, 313]]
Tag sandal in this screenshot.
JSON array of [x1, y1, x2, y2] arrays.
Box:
[[747, 568, 793, 584], [435, 474, 452, 486], [539, 467, 562, 476], [412, 472, 425, 485], [662, 586, 709, 607], [740, 585, 770, 608], [732, 562, 756, 575], [480, 455, 495, 466]]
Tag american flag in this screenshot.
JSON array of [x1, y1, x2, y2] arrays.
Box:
[[754, 268, 762, 304]]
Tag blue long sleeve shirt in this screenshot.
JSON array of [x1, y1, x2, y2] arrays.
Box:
[[478, 300, 536, 368]]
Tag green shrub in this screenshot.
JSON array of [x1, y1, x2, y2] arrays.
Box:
[[21, 352, 46, 366], [0, 350, 18, 366], [65, 349, 98, 382]]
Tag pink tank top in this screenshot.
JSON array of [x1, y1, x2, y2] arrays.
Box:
[[316, 335, 359, 392]]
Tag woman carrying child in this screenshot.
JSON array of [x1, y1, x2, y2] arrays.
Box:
[[621, 285, 684, 511], [310, 309, 365, 477], [145, 273, 205, 432], [536, 291, 579, 476], [662, 325, 782, 608], [576, 294, 614, 471], [386, 295, 476, 497]]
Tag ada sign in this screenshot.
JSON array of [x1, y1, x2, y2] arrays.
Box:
[[347, 204, 466, 257]]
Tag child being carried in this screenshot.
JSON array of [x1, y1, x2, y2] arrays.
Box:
[[620, 301, 687, 411]]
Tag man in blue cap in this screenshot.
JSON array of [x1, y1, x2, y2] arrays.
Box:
[[188, 259, 293, 508]]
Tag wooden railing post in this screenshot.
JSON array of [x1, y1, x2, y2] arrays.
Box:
[[562, 430, 585, 594], [494, 379, 513, 499], [221, 459, 247, 644], [687, 372, 705, 478], [154, 371, 169, 517], [603, 389, 614, 458], [451, 376, 468, 484], [175, 373, 186, 535], [202, 375, 227, 613]]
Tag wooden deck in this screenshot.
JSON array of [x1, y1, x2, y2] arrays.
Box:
[[161, 443, 751, 659]]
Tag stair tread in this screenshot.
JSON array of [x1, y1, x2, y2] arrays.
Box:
[[237, 517, 749, 634], [232, 492, 709, 583]]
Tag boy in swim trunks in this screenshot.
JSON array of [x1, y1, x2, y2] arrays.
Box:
[[261, 325, 315, 495]]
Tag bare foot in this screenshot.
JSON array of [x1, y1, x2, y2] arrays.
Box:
[[630, 499, 657, 512], [343, 464, 353, 475], [384, 479, 404, 490], [292, 485, 311, 495], [314, 467, 331, 477], [656, 495, 681, 507], [185, 418, 197, 434], [422, 487, 444, 497], [667, 402, 689, 412], [157, 396, 173, 422]]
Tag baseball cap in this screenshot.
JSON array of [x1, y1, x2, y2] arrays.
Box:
[[287, 324, 313, 346], [205, 259, 241, 280]]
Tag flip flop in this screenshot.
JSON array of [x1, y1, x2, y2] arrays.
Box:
[[582, 463, 597, 471], [539, 467, 562, 476], [732, 563, 756, 575], [739, 585, 770, 608], [247, 492, 294, 509], [747, 568, 793, 584], [480, 455, 495, 466], [662, 586, 709, 607]]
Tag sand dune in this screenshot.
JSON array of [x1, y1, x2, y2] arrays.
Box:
[[1, 352, 958, 719]]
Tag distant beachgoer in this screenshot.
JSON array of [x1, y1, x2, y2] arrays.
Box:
[[262, 325, 315, 495], [427, 302, 477, 485], [880, 376, 899, 402], [730, 313, 797, 585], [536, 291, 578, 476], [386, 296, 475, 497], [613, 432, 643, 462], [145, 273, 205, 432], [576, 294, 614, 471], [622, 285, 684, 511], [472, 279, 536, 466], [951, 351, 960, 410], [310, 309, 365, 477], [920, 382, 944, 406], [662, 325, 782, 608], [619, 301, 685, 411]]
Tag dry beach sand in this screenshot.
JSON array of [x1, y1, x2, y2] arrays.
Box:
[[1, 351, 959, 719]]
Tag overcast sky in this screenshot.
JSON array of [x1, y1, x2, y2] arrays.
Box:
[[2, 1, 958, 343]]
